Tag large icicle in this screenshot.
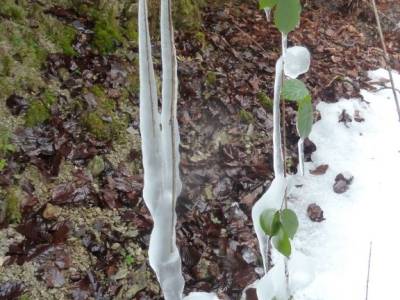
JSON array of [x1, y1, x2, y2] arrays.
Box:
[[138, 0, 184, 298], [252, 55, 287, 275]]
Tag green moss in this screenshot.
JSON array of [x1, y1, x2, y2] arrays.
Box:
[[19, 295, 30, 300], [24, 101, 50, 127], [194, 31, 206, 48], [239, 109, 254, 124], [5, 188, 22, 224], [0, 0, 26, 22], [205, 71, 217, 85], [24, 89, 56, 127], [91, 8, 123, 55], [49, 24, 77, 56], [173, 0, 203, 32], [257, 91, 273, 111], [83, 109, 128, 141], [125, 17, 138, 43], [90, 85, 116, 112]]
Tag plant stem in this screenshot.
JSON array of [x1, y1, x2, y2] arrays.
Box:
[[365, 241, 373, 300], [371, 0, 400, 121]]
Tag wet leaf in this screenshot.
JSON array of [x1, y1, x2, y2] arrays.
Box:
[[282, 79, 309, 101], [280, 209, 298, 239], [272, 228, 291, 257], [260, 209, 280, 236]]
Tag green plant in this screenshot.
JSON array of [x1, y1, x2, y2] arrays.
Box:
[[282, 79, 313, 139], [257, 0, 313, 267], [260, 208, 299, 257], [124, 254, 135, 266], [259, 0, 301, 34]]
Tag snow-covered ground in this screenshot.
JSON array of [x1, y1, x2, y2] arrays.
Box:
[[291, 69, 400, 300]]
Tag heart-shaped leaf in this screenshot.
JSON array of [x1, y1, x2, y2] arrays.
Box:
[[260, 209, 281, 236], [274, 0, 301, 34], [259, 0, 278, 9], [282, 79, 309, 101], [280, 209, 299, 239], [272, 228, 292, 257]]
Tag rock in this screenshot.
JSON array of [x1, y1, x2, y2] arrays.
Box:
[[43, 203, 61, 220], [307, 203, 325, 222]]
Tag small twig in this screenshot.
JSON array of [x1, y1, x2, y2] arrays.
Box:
[[370, 0, 400, 121], [231, 21, 268, 53], [365, 241, 373, 300], [373, 86, 400, 95]]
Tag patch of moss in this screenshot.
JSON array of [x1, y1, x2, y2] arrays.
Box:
[[24, 89, 56, 127], [205, 71, 217, 85], [0, 0, 27, 22], [173, 0, 203, 32], [49, 24, 77, 56], [83, 110, 128, 142], [257, 91, 273, 111], [24, 101, 50, 127], [91, 8, 123, 55], [125, 16, 138, 43], [239, 109, 254, 124], [5, 188, 21, 224], [194, 31, 206, 48]]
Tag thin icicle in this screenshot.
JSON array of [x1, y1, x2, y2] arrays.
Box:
[[297, 138, 305, 176]]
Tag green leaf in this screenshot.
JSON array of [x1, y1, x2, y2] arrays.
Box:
[[280, 209, 299, 239], [272, 228, 292, 257], [274, 0, 302, 34], [259, 0, 278, 9], [260, 209, 281, 236], [297, 96, 313, 139], [282, 79, 309, 101]]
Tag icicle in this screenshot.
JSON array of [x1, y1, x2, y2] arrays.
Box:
[[138, 0, 184, 298], [297, 138, 304, 176], [252, 55, 287, 274]]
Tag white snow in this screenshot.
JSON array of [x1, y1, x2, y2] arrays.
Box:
[[290, 69, 400, 300]]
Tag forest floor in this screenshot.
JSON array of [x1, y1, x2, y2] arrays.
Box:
[[0, 0, 399, 299]]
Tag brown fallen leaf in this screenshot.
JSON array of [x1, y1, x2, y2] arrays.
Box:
[[333, 172, 354, 194], [309, 164, 329, 175], [307, 203, 325, 222]]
